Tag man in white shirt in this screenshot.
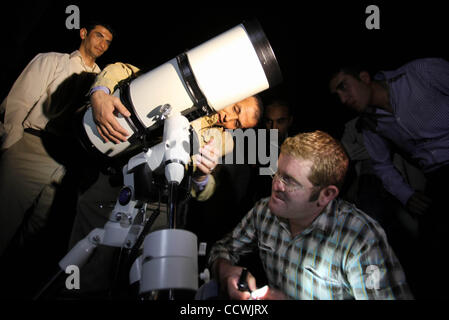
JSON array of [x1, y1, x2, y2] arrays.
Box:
[[0, 22, 114, 256]]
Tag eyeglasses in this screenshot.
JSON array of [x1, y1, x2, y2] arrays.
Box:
[[270, 171, 304, 192], [270, 170, 319, 193]]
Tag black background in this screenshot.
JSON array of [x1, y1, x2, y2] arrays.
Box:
[[1, 0, 448, 305], [2, 1, 448, 139]]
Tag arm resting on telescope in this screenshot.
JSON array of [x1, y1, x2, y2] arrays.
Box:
[[89, 63, 231, 201], [89, 63, 140, 143], [91, 62, 140, 94]]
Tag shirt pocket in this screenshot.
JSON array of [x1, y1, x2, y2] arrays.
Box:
[[258, 239, 275, 253], [257, 239, 276, 265], [303, 266, 347, 300], [304, 266, 340, 285]]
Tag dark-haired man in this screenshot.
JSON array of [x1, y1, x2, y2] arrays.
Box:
[[0, 22, 114, 256], [263, 99, 293, 145], [329, 58, 449, 298]]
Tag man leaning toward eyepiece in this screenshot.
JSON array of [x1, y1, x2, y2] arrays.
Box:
[[65, 62, 264, 296]]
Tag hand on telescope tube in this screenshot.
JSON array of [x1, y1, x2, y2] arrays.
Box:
[[193, 137, 220, 182], [91, 90, 131, 143]]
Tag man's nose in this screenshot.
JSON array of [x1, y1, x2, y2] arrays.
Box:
[[272, 176, 285, 192], [224, 114, 237, 123], [100, 39, 109, 51], [265, 120, 274, 129], [339, 92, 349, 105]]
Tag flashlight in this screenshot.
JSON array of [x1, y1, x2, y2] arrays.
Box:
[[237, 268, 251, 293]]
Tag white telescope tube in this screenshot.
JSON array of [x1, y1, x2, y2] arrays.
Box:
[[81, 20, 281, 160], [186, 24, 268, 111]]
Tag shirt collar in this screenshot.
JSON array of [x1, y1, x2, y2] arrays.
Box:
[[202, 114, 219, 128], [304, 199, 336, 237], [374, 70, 406, 84], [275, 199, 337, 238], [69, 50, 100, 73]]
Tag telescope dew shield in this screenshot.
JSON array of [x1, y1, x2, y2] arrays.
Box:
[[186, 19, 281, 111], [81, 19, 282, 159]]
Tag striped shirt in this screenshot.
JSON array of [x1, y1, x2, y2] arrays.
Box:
[[362, 58, 449, 205], [209, 197, 413, 300]]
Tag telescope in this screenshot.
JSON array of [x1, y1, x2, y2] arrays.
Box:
[[36, 19, 282, 300], [80, 19, 282, 161]]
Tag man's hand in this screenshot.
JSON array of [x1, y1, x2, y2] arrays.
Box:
[[214, 259, 257, 300], [253, 287, 289, 300], [406, 191, 432, 217], [91, 90, 131, 143], [193, 137, 219, 181]]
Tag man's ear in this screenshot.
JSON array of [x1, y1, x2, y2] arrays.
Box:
[[80, 28, 88, 40], [318, 185, 339, 207], [359, 71, 371, 85]]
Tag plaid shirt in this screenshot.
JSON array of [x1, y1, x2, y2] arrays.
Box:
[[209, 197, 413, 300]]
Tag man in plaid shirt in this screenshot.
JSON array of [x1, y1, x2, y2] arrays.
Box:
[[208, 130, 413, 300]]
